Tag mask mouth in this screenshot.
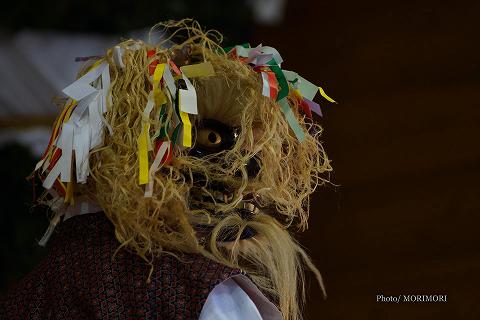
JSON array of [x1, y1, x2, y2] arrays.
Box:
[[190, 182, 262, 214], [190, 185, 264, 242]]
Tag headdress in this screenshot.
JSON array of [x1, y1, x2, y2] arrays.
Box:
[[33, 19, 335, 320]]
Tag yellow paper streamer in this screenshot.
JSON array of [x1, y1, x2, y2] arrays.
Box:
[[64, 182, 74, 205], [137, 123, 150, 184], [180, 61, 215, 78], [179, 111, 192, 147], [43, 99, 77, 165], [318, 87, 337, 103], [293, 89, 303, 99], [153, 64, 167, 106]]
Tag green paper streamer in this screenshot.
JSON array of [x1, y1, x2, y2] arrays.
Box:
[[170, 124, 181, 146], [267, 58, 289, 101], [278, 98, 305, 142], [297, 75, 318, 101]]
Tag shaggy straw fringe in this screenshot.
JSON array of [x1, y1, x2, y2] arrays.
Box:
[[74, 19, 332, 320]]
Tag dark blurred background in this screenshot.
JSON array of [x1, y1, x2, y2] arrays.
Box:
[[1, 0, 479, 319]]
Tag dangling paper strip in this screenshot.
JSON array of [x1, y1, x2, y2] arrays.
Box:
[[297, 75, 318, 101], [319, 87, 337, 103], [258, 46, 283, 65], [267, 61, 289, 101], [113, 45, 125, 69], [153, 63, 167, 106], [179, 111, 192, 147], [178, 75, 197, 147], [261, 71, 278, 99], [73, 114, 91, 183], [168, 59, 181, 75], [282, 70, 299, 83], [144, 141, 171, 197], [35, 99, 77, 171], [278, 98, 305, 142], [234, 45, 251, 58], [292, 89, 312, 118], [38, 210, 62, 247], [303, 98, 323, 117], [147, 103, 156, 152], [137, 92, 155, 184], [42, 121, 75, 189], [62, 62, 108, 101], [179, 75, 198, 114], [64, 182, 74, 205], [180, 61, 215, 78], [137, 123, 150, 185], [147, 49, 158, 75], [163, 65, 177, 98], [54, 179, 67, 197], [299, 99, 313, 119], [170, 124, 182, 146], [58, 123, 74, 182], [63, 198, 103, 221]]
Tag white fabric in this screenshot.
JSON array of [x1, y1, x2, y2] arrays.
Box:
[[199, 275, 282, 320], [199, 277, 262, 320]]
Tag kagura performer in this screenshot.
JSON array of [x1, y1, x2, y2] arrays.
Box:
[[1, 19, 335, 320]]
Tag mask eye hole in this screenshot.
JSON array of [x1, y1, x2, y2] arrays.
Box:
[[197, 128, 222, 150]]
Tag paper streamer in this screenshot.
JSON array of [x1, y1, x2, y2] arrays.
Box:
[[179, 75, 198, 114], [268, 62, 289, 101], [62, 62, 108, 101], [64, 198, 103, 221], [113, 46, 125, 68], [137, 123, 150, 185], [282, 70, 298, 83], [38, 211, 62, 247], [136, 92, 156, 184], [178, 75, 197, 147], [278, 98, 305, 142], [163, 65, 177, 98], [261, 71, 278, 100], [35, 99, 77, 171], [319, 87, 337, 103], [145, 141, 171, 197], [148, 49, 159, 75], [258, 46, 283, 65], [142, 92, 155, 121], [179, 111, 192, 147], [234, 45, 251, 58], [73, 114, 91, 183], [153, 63, 167, 106], [297, 75, 318, 101], [303, 98, 323, 117], [168, 59, 181, 75], [180, 61, 215, 78], [58, 123, 74, 182]]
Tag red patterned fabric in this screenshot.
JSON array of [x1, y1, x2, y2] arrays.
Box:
[[1, 212, 241, 319]]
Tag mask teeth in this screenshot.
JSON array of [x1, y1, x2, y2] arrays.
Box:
[[244, 202, 255, 212]]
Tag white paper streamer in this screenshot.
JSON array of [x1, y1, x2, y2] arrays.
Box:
[[261, 72, 271, 97], [62, 62, 108, 100], [163, 65, 177, 98], [179, 75, 198, 114], [144, 141, 171, 197]]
